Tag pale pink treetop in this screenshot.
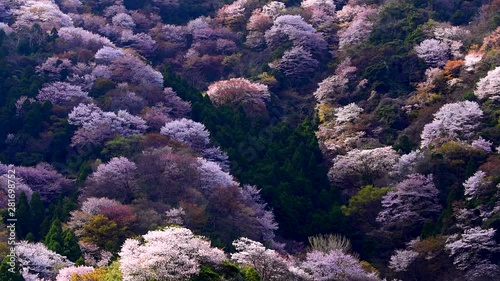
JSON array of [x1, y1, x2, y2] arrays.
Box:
[[196, 157, 237, 192], [474, 66, 500, 100], [15, 241, 73, 281], [269, 46, 319, 80], [206, 78, 270, 113], [420, 101, 483, 148], [119, 227, 226, 281], [471, 137, 493, 152], [338, 7, 377, 48], [160, 118, 210, 151], [300, 250, 380, 281], [334, 103, 364, 126], [37, 82, 91, 106], [445, 227, 499, 272], [329, 147, 399, 186], [68, 103, 147, 147], [414, 39, 450, 67], [231, 237, 303, 280], [265, 14, 327, 54], [13, 0, 73, 31], [377, 174, 441, 229], [389, 249, 419, 272], [463, 171, 489, 201], [56, 266, 95, 281]]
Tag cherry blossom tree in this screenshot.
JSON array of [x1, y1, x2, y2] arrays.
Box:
[[103, 4, 126, 18], [265, 15, 327, 55], [247, 9, 273, 32], [313, 75, 349, 104], [391, 150, 425, 179], [329, 147, 399, 188], [445, 227, 499, 278], [56, 266, 95, 281], [59, 0, 82, 13], [57, 27, 115, 52], [78, 241, 112, 267], [37, 82, 91, 107], [165, 207, 186, 225], [269, 46, 319, 80], [160, 118, 210, 151], [149, 24, 188, 56], [414, 39, 450, 67], [240, 185, 279, 242], [143, 106, 172, 130], [206, 78, 270, 114], [334, 103, 364, 125], [463, 171, 489, 201], [474, 66, 500, 100], [13, 0, 73, 31], [300, 250, 379, 281], [471, 137, 493, 152], [112, 13, 135, 29], [119, 31, 157, 56], [377, 174, 441, 230], [216, 0, 248, 27], [82, 157, 138, 203], [81, 197, 121, 215], [301, 0, 336, 26], [119, 227, 226, 281], [338, 7, 377, 48], [15, 241, 73, 281], [464, 52, 483, 71], [420, 101, 483, 148], [336, 5, 366, 23], [201, 146, 230, 172], [389, 249, 418, 272], [94, 46, 125, 63], [262, 1, 286, 19], [231, 237, 302, 281], [107, 53, 164, 90], [196, 157, 236, 192], [36, 57, 74, 80], [106, 90, 146, 114], [68, 103, 147, 147], [15, 163, 72, 201], [162, 87, 192, 118]]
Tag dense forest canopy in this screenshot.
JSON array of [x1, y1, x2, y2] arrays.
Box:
[[0, 0, 499, 280]]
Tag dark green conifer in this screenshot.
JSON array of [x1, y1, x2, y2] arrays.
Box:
[[15, 193, 31, 239]]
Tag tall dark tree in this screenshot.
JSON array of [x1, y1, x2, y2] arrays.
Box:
[[44, 219, 63, 254], [29, 192, 44, 240], [62, 229, 82, 262], [15, 193, 31, 240], [0, 258, 24, 281]]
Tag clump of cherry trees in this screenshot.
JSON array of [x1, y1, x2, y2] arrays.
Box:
[[206, 78, 270, 114], [474, 66, 500, 100], [265, 14, 327, 80], [329, 147, 400, 190], [13, 0, 73, 31], [377, 174, 441, 233], [420, 101, 483, 148], [68, 103, 147, 147], [119, 227, 226, 281]]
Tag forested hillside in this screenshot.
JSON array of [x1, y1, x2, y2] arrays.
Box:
[[0, 0, 499, 280]]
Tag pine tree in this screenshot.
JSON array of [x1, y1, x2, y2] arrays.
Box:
[[15, 193, 32, 239], [0, 258, 24, 281], [44, 219, 63, 254], [62, 229, 82, 262], [29, 192, 44, 240]]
